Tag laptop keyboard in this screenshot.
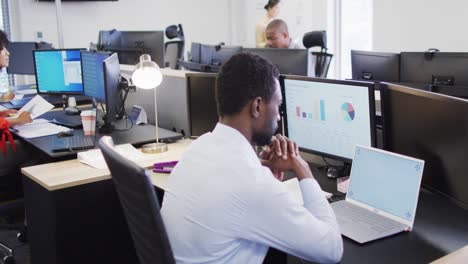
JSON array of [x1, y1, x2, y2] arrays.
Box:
[[331, 201, 404, 233], [52, 136, 94, 152]]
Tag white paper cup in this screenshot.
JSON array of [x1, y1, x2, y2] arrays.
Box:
[[80, 110, 96, 136]]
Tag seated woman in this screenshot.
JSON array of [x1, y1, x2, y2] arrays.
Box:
[[0, 29, 34, 199]]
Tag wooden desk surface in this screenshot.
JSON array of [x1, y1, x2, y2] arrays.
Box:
[[21, 139, 192, 191]]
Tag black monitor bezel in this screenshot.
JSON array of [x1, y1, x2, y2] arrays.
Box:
[[280, 75, 376, 162], [185, 72, 218, 137], [80, 50, 111, 101], [98, 30, 165, 67], [380, 82, 468, 209], [351, 50, 400, 83], [33, 48, 86, 95], [400, 52, 468, 87], [101, 52, 122, 130], [244, 48, 308, 76], [7, 42, 38, 75]]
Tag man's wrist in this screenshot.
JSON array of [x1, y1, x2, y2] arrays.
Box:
[[293, 157, 313, 180]]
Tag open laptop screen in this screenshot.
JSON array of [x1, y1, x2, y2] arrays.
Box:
[[348, 146, 424, 225]]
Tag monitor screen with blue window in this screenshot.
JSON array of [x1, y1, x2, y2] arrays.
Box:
[[33, 49, 84, 94], [81, 51, 110, 102]]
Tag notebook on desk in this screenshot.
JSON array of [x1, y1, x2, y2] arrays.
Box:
[[330, 145, 424, 244]]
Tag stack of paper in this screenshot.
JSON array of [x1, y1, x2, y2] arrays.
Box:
[[78, 144, 151, 170], [18, 95, 54, 119], [13, 119, 70, 139]]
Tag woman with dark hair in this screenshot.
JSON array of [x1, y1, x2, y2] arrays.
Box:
[[255, 0, 281, 48], [0, 29, 34, 198]]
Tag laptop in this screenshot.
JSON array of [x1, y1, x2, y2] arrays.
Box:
[[51, 108, 98, 153], [331, 145, 424, 244]]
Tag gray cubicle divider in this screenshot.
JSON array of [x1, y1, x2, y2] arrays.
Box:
[[124, 68, 191, 137]]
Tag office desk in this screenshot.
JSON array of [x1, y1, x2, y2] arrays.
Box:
[[22, 140, 468, 264], [14, 110, 183, 159], [21, 139, 191, 264], [296, 168, 468, 264]]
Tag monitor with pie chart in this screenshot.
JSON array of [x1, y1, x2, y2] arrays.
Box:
[[280, 75, 376, 162]]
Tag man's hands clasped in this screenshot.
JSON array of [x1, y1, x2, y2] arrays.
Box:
[[259, 134, 313, 181]]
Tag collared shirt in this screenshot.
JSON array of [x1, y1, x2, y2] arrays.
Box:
[[288, 37, 306, 49], [161, 123, 343, 264]]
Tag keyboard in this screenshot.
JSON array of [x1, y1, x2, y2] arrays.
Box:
[[52, 136, 95, 152], [331, 201, 404, 233]]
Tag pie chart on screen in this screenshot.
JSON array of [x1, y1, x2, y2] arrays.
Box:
[[341, 102, 355, 121]]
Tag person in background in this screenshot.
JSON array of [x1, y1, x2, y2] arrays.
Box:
[[0, 29, 34, 200], [256, 0, 281, 48], [265, 19, 305, 49], [161, 52, 343, 264]]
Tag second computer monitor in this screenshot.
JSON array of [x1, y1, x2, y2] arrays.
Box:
[[7, 42, 53, 75], [186, 73, 218, 137], [98, 30, 164, 67], [400, 52, 468, 86], [33, 49, 84, 94], [102, 52, 122, 131], [81, 51, 110, 102], [351, 50, 400, 82], [281, 75, 376, 161], [244, 48, 308, 76]]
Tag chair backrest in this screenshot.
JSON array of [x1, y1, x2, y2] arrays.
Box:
[[99, 136, 175, 264], [164, 41, 184, 69], [303, 30, 327, 50]]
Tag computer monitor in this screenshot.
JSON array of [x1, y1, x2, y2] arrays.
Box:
[[186, 73, 218, 137], [98, 30, 164, 67], [280, 75, 376, 162], [381, 83, 468, 208], [181, 43, 242, 73], [33, 49, 84, 94], [400, 52, 468, 86], [244, 48, 308, 76], [101, 52, 123, 132], [351, 50, 400, 82], [81, 51, 110, 102], [7, 42, 53, 75]]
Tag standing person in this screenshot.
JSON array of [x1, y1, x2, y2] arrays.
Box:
[[256, 0, 281, 48], [0, 29, 34, 199], [265, 19, 305, 49], [161, 52, 343, 264]]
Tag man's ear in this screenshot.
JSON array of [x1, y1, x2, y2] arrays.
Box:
[[251, 97, 263, 118]]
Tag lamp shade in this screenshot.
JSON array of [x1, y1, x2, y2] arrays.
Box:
[[132, 54, 163, 89]]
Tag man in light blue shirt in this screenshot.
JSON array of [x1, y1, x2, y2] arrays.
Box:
[[161, 52, 343, 263]]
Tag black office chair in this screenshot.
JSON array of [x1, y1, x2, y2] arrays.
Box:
[[99, 136, 175, 264], [303, 31, 333, 78], [164, 24, 185, 69]]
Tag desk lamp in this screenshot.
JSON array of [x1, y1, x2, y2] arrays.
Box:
[[131, 54, 166, 153]]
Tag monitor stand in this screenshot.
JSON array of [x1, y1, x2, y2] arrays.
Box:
[[326, 163, 351, 179]]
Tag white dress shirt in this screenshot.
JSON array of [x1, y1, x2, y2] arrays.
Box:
[[161, 123, 343, 264]]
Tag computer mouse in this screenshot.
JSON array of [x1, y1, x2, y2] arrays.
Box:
[[57, 131, 74, 138], [65, 107, 81, 115]]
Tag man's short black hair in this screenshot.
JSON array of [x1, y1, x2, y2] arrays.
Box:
[[215, 52, 280, 118], [0, 30, 8, 50]]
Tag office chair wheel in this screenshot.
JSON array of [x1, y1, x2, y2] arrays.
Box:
[[16, 230, 27, 243], [1, 255, 15, 264]]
